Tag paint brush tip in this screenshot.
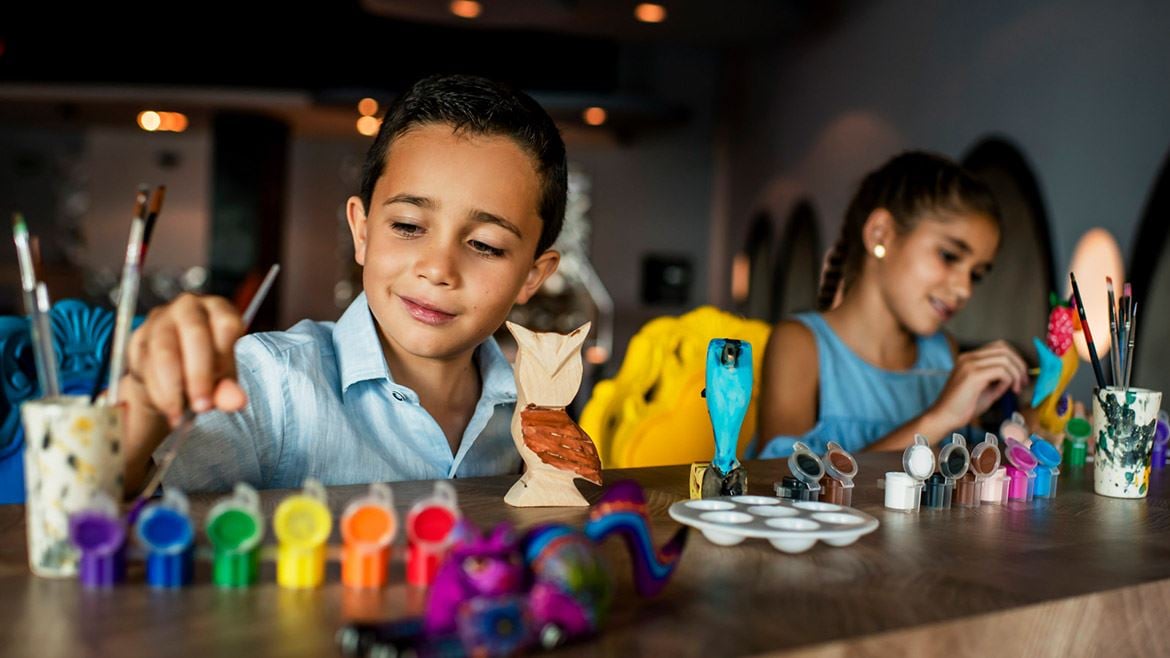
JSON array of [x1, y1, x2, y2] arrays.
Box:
[[148, 186, 167, 214], [12, 213, 27, 236]]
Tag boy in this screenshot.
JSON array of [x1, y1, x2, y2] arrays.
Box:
[[122, 75, 565, 492]]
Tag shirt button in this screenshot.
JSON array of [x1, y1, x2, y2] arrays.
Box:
[[392, 392, 406, 402]]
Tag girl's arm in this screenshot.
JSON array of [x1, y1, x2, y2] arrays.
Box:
[[867, 339, 1029, 450], [758, 320, 819, 444]]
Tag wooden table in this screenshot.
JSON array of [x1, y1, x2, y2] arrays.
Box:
[[3, 454, 1170, 656]]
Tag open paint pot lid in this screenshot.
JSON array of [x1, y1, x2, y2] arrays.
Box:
[[788, 441, 825, 490], [903, 434, 936, 481], [206, 483, 264, 553], [969, 433, 1002, 478], [407, 481, 460, 551], [136, 489, 194, 555], [999, 412, 1030, 445], [1065, 417, 1091, 441], [1004, 442, 1038, 471], [341, 483, 398, 550], [823, 441, 858, 482], [1029, 437, 1062, 468], [938, 434, 970, 481], [274, 478, 332, 549], [70, 492, 125, 556]]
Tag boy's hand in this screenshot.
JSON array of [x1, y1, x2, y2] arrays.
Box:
[[930, 340, 1030, 430], [125, 293, 248, 428]]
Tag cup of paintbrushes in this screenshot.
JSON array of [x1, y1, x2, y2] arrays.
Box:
[[1093, 387, 1163, 498]]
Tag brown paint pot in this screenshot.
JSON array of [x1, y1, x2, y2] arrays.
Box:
[[821, 441, 857, 507], [955, 472, 980, 507], [819, 475, 853, 506]]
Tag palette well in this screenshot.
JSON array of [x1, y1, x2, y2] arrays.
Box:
[[668, 495, 879, 554]]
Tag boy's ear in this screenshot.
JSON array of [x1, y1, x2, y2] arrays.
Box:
[[515, 249, 560, 305], [346, 195, 369, 266], [862, 208, 896, 256]]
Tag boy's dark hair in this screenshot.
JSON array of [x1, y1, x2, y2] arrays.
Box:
[[817, 151, 1002, 311], [359, 74, 567, 255]]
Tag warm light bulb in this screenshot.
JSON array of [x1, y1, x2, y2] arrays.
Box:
[[450, 0, 482, 19], [585, 345, 609, 365], [357, 116, 381, 136], [634, 3, 667, 23], [138, 111, 161, 132], [731, 252, 750, 302], [1067, 228, 1124, 361], [357, 97, 378, 117], [582, 107, 607, 126]]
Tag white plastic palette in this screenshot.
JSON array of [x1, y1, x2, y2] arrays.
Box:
[[668, 495, 879, 554]]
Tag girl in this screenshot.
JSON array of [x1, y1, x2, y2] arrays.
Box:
[[758, 151, 1030, 457]]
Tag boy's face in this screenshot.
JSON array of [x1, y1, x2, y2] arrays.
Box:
[[346, 123, 559, 364]]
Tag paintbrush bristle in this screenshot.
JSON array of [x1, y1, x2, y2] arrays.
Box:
[[12, 212, 28, 238], [148, 185, 166, 216]]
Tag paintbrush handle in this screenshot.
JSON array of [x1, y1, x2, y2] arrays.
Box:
[[1123, 304, 1138, 390], [106, 217, 146, 404]]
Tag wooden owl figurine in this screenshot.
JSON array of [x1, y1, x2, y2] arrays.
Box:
[[504, 321, 602, 507]]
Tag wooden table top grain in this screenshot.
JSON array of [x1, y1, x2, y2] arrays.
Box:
[[3, 454, 1170, 657]]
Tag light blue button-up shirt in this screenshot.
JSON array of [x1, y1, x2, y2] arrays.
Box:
[[158, 292, 521, 492]]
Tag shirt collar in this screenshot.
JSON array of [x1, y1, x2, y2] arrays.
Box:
[[334, 292, 391, 394], [333, 291, 516, 405]]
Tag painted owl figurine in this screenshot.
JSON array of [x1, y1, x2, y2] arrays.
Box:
[[504, 322, 602, 507]]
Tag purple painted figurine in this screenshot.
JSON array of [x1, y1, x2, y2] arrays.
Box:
[[341, 481, 688, 658]]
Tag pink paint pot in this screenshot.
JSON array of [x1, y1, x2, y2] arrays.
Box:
[[1004, 442, 1038, 502]]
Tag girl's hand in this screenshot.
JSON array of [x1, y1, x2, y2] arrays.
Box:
[[929, 340, 1030, 429]]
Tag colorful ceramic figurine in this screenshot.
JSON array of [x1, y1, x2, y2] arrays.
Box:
[[505, 322, 603, 508], [336, 481, 688, 657], [700, 338, 752, 498], [1033, 294, 1081, 435]]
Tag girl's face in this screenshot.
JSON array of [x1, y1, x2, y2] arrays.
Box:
[[879, 212, 1000, 335]]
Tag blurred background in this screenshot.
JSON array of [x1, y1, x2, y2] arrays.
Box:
[[2, 0, 1169, 404]]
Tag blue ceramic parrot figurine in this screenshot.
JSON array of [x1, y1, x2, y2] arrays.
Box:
[[700, 338, 752, 497]]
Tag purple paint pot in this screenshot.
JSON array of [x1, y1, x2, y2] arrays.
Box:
[[69, 493, 126, 588], [1152, 411, 1169, 470]]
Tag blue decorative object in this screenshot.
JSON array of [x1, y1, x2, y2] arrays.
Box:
[[701, 338, 752, 497], [0, 300, 139, 503]]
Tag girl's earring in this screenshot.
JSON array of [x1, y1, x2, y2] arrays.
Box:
[[873, 244, 887, 259]]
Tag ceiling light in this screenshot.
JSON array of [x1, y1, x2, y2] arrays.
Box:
[[582, 107, 607, 126], [635, 3, 667, 23], [450, 0, 482, 19]]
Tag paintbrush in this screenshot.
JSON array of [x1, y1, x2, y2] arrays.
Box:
[[104, 187, 151, 404], [129, 264, 281, 515], [1123, 302, 1138, 391], [91, 186, 167, 403], [12, 214, 60, 398], [1070, 272, 1107, 390], [1106, 276, 1119, 387]]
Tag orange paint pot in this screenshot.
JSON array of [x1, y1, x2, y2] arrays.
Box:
[[340, 483, 398, 589]]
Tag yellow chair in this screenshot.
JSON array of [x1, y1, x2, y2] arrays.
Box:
[[580, 307, 771, 468]]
